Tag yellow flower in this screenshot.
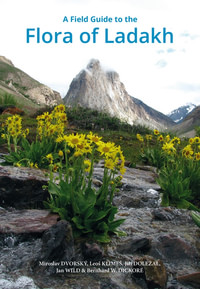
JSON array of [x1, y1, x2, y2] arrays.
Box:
[[154, 129, 159, 136], [157, 135, 164, 142], [165, 135, 171, 142], [119, 166, 126, 175], [64, 133, 85, 148], [97, 141, 116, 156], [171, 137, 181, 145], [76, 140, 92, 154], [162, 142, 176, 155], [182, 145, 194, 159], [35, 163, 38, 169], [189, 138, 194, 145], [58, 150, 64, 157], [136, 134, 144, 142], [193, 137, 200, 144], [87, 131, 102, 143], [56, 136, 64, 143], [16, 162, 21, 167], [145, 134, 152, 141], [104, 158, 115, 170], [84, 159, 91, 172], [46, 153, 53, 164], [195, 152, 200, 161], [53, 104, 66, 113], [1, 133, 6, 139], [73, 151, 82, 157], [29, 162, 34, 168]]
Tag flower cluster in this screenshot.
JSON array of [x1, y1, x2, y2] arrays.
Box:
[[136, 129, 200, 211], [53, 131, 126, 175], [36, 104, 67, 140], [182, 137, 200, 160], [1, 114, 29, 152]]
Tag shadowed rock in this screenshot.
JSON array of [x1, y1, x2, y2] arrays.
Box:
[[0, 165, 49, 208]]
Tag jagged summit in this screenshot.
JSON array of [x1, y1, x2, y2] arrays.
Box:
[[64, 59, 174, 130], [87, 59, 101, 71]]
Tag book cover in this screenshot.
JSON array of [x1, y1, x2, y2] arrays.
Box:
[[0, 1, 200, 289]]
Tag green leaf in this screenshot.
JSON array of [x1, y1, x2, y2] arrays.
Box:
[[92, 233, 111, 243], [72, 216, 85, 229], [161, 193, 169, 207], [191, 211, 200, 227], [96, 221, 109, 233], [92, 208, 111, 221], [108, 219, 125, 231], [48, 181, 61, 196]]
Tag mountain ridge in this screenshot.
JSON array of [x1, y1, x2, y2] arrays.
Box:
[[64, 59, 174, 130], [167, 103, 196, 123], [170, 105, 200, 137], [0, 56, 62, 109]]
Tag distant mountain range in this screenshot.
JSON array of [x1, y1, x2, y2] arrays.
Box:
[[170, 105, 200, 138], [64, 59, 174, 130], [1, 56, 199, 136], [0, 56, 61, 112], [167, 103, 196, 123]]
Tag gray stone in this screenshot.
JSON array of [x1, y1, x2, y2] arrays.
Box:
[[117, 237, 151, 254], [82, 242, 104, 260], [150, 234, 199, 262], [152, 208, 174, 221], [40, 220, 74, 262], [0, 209, 59, 234]]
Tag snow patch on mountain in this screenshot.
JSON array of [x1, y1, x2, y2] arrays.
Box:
[[168, 103, 196, 123]]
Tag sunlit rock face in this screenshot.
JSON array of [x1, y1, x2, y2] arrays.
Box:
[[64, 59, 174, 130]]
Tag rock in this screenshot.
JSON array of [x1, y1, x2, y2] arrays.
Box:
[[94, 165, 161, 208], [117, 237, 151, 254], [177, 272, 200, 287], [27, 85, 61, 106], [150, 234, 199, 262], [132, 256, 167, 289], [0, 209, 59, 234], [0, 165, 49, 208], [40, 220, 74, 262], [0, 164, 199, 289], [64, 59, 173, 130], [152, 208, 174, 221], [82, 242, 104, 260], [0, 276, 39, 289]]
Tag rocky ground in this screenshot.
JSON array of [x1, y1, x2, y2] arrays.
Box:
[[0, 161, 199, 289]]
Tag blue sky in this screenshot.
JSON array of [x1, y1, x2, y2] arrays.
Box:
[[1, 0, 200, 114]]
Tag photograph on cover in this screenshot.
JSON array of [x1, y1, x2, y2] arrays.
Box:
[[0, 0, 200, 288]]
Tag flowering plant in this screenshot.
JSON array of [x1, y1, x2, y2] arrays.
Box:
[[44, 131, 126, 243], [1, 104, 67, 168], [1, 105, 126, 242], [137, 130, 200, 211]]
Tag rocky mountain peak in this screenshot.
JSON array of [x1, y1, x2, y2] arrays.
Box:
[[64, 60, 174, 130], [0, 56, 14, 66], [168, 103, 196, 123], [86, 58, 101, 71]]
